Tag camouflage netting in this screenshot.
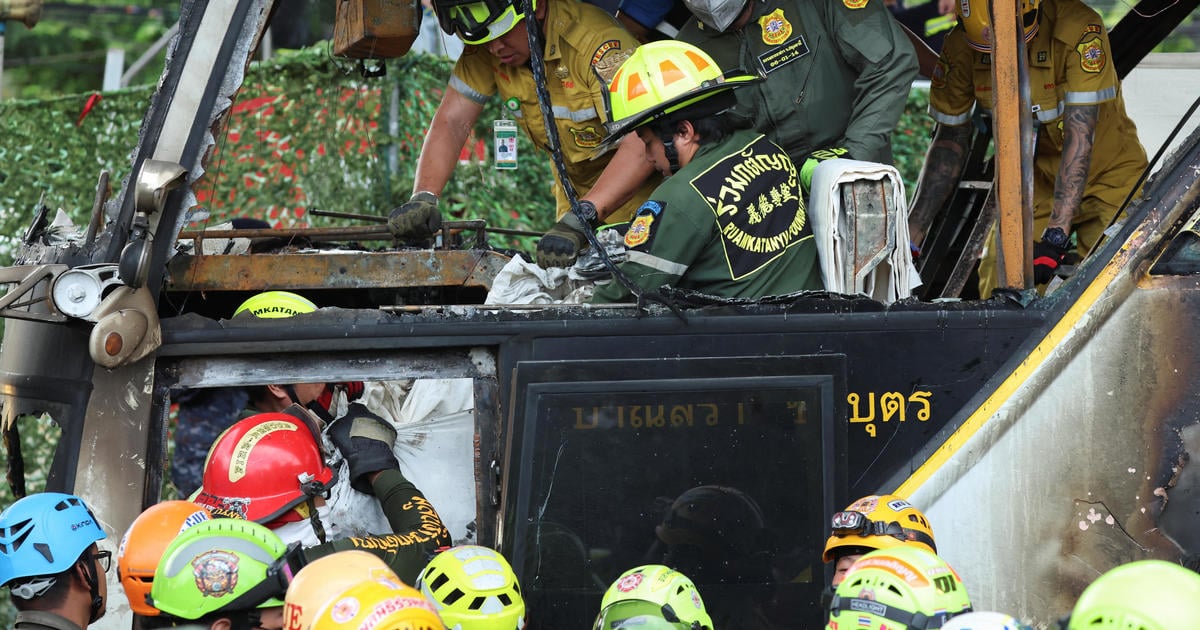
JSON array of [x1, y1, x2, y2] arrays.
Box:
[[0, 46, 559, 264]]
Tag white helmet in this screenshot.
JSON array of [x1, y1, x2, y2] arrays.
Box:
[[682, 0, 748, 31], [942, 611, 1030, 630]]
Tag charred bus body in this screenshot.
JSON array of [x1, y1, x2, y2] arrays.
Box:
[[1, 0, 1200, 627]]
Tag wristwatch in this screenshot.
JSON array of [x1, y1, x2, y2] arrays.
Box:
[[1041, 227, 1070, 250]]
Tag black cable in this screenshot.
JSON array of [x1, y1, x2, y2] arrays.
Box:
[[519, 0, 674, 314]]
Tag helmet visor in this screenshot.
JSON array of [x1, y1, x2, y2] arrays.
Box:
[[595, 601, 692, 630]]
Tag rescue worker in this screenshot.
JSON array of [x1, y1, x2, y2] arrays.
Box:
[[827, 547, 972, 629], [191, 411, 452, 583], [148, 519, 290, 629], [416, 545, 527, 630], [1063, 560, 1200, 629], [282, 551, 402, 630], [593, 565, 713, 630], [907, 0, 1148, 298], [388, 0, 661, 269], [171, 290, 322, 497], [675, 0, 918, 188], [117, 501, 213, 620], [0, 493, 110, 630], [822, 494, 937, 588], [589, 41, 822, 304]]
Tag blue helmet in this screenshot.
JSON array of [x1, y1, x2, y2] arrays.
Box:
[[0, 493, 106, 594]]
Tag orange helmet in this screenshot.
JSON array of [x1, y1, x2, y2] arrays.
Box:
[[117, 501, 212, 616], [192, 412, 334, 524], [285, 551, 401, 630], [822, 495, 936, 563], [311, 579, 443, 630], [956, 0, 1041, 52]]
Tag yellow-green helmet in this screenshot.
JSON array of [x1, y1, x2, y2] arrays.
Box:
[[150, 519, 287, 620], [595, 565, 712, 630], [828, 547, 972, 630], [416, 545, 525, 630], [432, 0, 536, 45], [1065, 560, 1200, 630], [233, 290, 317, 318], [601, 40, 760, 146]]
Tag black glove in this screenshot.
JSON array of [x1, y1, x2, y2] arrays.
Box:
[[387, 191, 442, 239], [1032, 239, 1068, 284], [536, 201, 597, 268], [326, 404, 400, 494], [800, 146, 850, 194]]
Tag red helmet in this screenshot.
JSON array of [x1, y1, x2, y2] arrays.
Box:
[[192, 412, 334, 525]]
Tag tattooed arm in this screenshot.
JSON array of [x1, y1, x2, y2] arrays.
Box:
[[1049, 104, 1098, 233], [907, 123, 972, 247]]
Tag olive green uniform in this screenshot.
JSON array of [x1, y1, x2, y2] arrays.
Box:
[[14, 612, 82, 630], [677, 0, 918, 164], [306, 469, 451, 584], [929, 0, 1147, 296], [451, 0, 658, 222], [592, 130, 822, 303]]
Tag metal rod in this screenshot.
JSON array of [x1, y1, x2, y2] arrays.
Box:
[[308, 209, 545, 237]]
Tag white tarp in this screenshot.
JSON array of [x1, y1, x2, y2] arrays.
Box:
[[323, 378, 478, 544]]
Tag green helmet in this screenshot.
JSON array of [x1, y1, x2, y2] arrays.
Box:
[[150, 518, 287, 620], [595, 565, 712, 630], [1066, 560, 1200, 630], [828, 547, 972, 630]]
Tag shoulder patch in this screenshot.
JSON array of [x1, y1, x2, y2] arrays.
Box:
[[625, 201, 665, 249], [591, 40, 622, 66], [1076, 35, 1105, 73], [931, 59, 948, 89], [843, 0, 868, 9]]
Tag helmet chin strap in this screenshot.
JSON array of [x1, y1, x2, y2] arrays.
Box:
[[658, 132, 681, 175], [79, 556, 104, 623]]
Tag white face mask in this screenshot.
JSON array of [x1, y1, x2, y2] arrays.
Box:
[[272, 504, 340, 547]]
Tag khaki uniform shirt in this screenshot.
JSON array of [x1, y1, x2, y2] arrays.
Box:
[[930, 0, 1147, 215], [450, 0, 657, 222]]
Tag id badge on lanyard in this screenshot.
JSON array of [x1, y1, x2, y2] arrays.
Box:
[[495, 97, 520, 170]]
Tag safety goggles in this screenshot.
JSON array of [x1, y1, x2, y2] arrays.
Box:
[[434, 0, 523, 44], [594, 600, 696, 630], [829, 511, 937, 550]]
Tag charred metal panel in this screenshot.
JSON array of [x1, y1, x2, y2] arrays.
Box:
[[165, 250, 510, 292]]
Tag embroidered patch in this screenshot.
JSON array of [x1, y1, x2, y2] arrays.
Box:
[[844, 0, 868, 9], [757, 36, 810, 74], [192, 550, 240, 597], [688, 135, 810, 279], [1076, 35, 1105, 73], [626, 214, 656, 248], [569, 126, 603, 148], [758, 9, 792, 45], [591, 39, 622, 66]]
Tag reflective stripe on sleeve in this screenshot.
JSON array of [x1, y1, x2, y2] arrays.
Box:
[[449, 75, 490, 105], [626, 250, 689, 276]]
